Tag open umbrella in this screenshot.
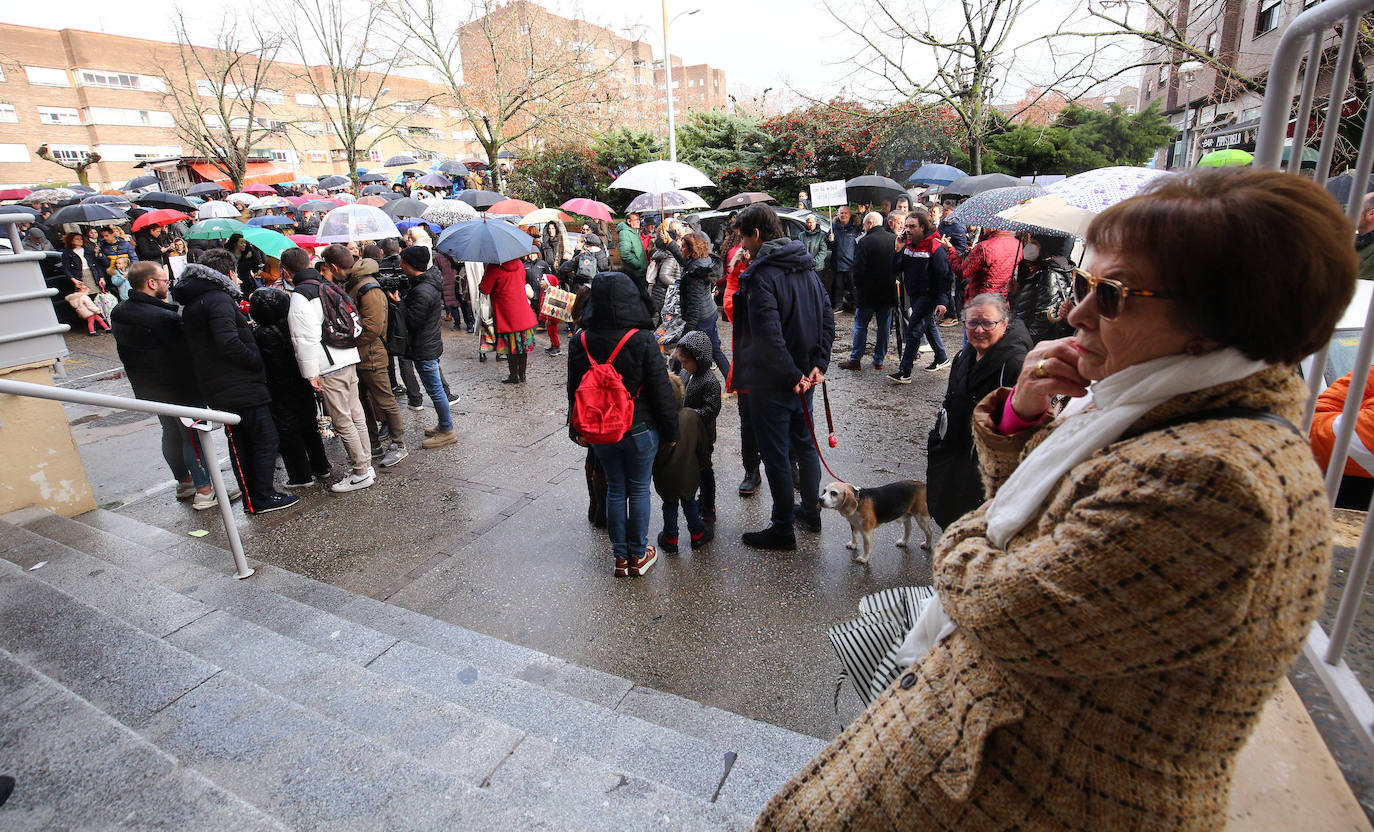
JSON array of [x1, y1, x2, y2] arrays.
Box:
[[225, 192, 256, 206], [247, 215, 296, 228], [240, 227, 299, 260], [942, 173, 1023, 199], [416, 172, 452, 189], [134, 191, 196, 211], [1282, 144, 1321, 169], [626, 190, 708, 213], [559, 198, 612, 222], [462, 159, 490, 169], [196, 200, 241, 219], [0, 188, 31, 202], [360, 184, 393, 196], [383, 198, 430, 220], [907, 163, 968, 186], [22, 188, 77, 206], [401, 168, 426, 178], [358, 196, 392, 208], [289, 234, 324, 250], [184, 218, 248, 240], [0, 205, 39, 221], [248, 195, 291, 211], [1324, 171, 1374, 209], [317, 174, 350, 190], [844, 175, 906, 205], [436, 217, 534, 264], [1045, 166, 1171, 212], [358, 172, 389, 183], [458, 190, 505, 210], [299, 199, 339, 213], [123, 175, 159, 191], [384, 154, 419, 168], [610, 160, 713, 193], [421, 199, 479, 227], [1196, 149, 1253, 168], [49, 203, 127, 226], [67, 185, 95, 194], [283, 196, 307, 206], [316, 204, 401, 243], [486, 198, 538, 216], [437, 160, 469, 176], [516, 208, 573, 227], [187, 182, 227, 197], [83, 194, 133, 209], [396, 218, 443, 236], [716, 192, 775, 211], [995, 194, 1096, 238], [131, 209, 190, 231], [240, 184, 276, 195], [947, 185, 1047, 228]]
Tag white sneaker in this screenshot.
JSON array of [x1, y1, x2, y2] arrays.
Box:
[[191, 491, 218, 511], [331, 468, 376, 493], [379, 445, 409, 467]]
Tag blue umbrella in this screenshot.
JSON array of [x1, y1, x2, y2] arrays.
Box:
[[396, 218, 442, 236], [436, 217, 533, 264], [908, 163, 968, 186], [247, 215, 295, 228]]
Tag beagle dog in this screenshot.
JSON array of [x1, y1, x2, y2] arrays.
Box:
[[819, 480, 936, 564]]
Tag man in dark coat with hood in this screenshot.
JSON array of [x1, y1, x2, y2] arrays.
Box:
[[172, 248, 297, 515], [731, 203, 835, 550]]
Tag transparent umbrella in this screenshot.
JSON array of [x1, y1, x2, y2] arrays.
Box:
[[626, 190, 708, 213], [196, 200, 241, 219], [316, 204, 402, 243]]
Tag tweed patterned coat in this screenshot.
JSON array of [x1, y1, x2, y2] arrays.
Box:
[[755, 366, 1331, 831]]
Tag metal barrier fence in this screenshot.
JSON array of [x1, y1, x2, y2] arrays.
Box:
[[1254, 0, 1374, 761]]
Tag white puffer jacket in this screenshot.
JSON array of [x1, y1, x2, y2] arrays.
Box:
[[287, 275, 359, 380]]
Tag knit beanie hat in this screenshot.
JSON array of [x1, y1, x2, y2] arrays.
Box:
[[401, 245, 431, 271]]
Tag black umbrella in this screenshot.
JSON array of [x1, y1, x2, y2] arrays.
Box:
[[67, 184, 95, 194], [0, 205, 39, 220], [384, 198, 430, 219], [49, 202, 127, 226], [300, 199, 338, 212], [317, 174, 350, 189], [384, 154, 419, 167], [358, 172, 389, 183], [943, 173, 1023, 198], [124, 174, 159, 190], [187, 182, 227, 197], [402, 168, 425, 177], [458, 190, 504, 209], [717, 192, 775, 211], [844, 175, 906, 205], [83, 194, 132, 208], [1325, 171, 1374, 210], [361, 184, 392, 196], [135, 191, 196, 211], [437, 160, 469, 176]]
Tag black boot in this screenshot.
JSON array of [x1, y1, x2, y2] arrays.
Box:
[[738, 466, 761, 496], [516, 352, 528, 383]]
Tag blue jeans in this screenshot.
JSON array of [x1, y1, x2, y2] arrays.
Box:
[[849, 306, 892, 365], [593, 427, 659, 560], [898, 295, 947, 373], [687, 313, 731, 380], [748, 389, 821, 529], [159, 414, 210, 488], [662, 497, 703, 538], [415, 358, 452, 431]]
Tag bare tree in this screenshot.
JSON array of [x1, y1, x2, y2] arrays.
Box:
[[384, 0, 635, 191], [161, 12, 293, 191], [280, 0, 440, 185], [821, 0, 1090, 174], [35, 144, 102, 187]]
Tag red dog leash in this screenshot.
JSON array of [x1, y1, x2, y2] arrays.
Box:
[[800, 382, 846, 483]]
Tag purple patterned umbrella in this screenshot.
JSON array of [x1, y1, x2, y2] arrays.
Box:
[[1045, 167, 1173, 213]]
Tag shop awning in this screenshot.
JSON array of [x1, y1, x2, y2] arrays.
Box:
[[189, 162, 296, 188], [1198, 118, 1260, 153]]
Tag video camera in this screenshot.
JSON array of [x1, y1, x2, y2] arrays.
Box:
[[376, 266, 409, 293]]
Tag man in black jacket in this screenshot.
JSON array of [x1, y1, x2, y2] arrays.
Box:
[[838, 212, 897, 372], [110, 261, 229, 511], [397, 245, 455, 449], [171, 249, 298, 515], [731, 203, 835, 550]]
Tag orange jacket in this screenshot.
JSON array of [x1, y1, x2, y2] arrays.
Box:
[[723, 245, 746, 323], [1311, 366, 1374, 478]]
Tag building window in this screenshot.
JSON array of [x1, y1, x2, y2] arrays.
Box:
[[93, 144, 183, 161], [295, 93, 321, 107], [77, 69, 166, 92], [0, 67, 6, 82], [307, 150, 327, 162], [330, 148, 349, 162], [1205, 31, 1219, 55], [84, 107, 175, 127], [0, 103, 15, 123], [1158, 65, 1167, 85], [268, 148, 297, 165], [37, 106, 82, 125], [519, 24, 531, 34], [47, 145, 90, 162], [300, 121, 324, 136], [1256, 0, 1281, 34], [24, 66, 69, 87], [0, 144, 30, 163], [368, 149, 382, 163]]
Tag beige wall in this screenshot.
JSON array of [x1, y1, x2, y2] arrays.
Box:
[[0, 360, 96, 518]]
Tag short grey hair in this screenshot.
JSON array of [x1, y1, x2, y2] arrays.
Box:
[[863, 211, 883, 229], [963, 292, 1011, 321]]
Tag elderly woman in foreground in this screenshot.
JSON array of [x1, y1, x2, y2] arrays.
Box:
[[756, 168, 1354, 830]]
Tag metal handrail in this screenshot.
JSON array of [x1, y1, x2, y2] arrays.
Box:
[[0, 378, 254, 580], [1253, 0, 1374, 763]]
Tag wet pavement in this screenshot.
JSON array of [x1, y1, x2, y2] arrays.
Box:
[[52, 316, 1374, 815]]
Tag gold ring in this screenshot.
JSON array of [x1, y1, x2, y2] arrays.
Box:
[[1035, 359, 1048, 379]]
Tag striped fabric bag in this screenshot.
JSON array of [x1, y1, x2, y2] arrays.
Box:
[[827, 586, 937, 706]]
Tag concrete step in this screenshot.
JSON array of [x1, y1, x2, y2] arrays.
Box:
[[0, 563, 539, 831], [20, 507, 823, 807], [0, 648, 289, 832], [2, 508, 784, 824]]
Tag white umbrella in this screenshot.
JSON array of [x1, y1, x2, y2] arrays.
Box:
[[626, 190, 709, 213], [421, 199, 479, 227], [248, 195, 290, 211], [610, 160, 713, 193], [225, 192, 256, 206], [994, 194, 1096, 238], [196, 200, 241, 219], [1045, 167, 1173, 213], [316, 204, 401, 243]]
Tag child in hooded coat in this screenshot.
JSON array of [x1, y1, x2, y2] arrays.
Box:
[[248, 287, 333, 487], [674, 329, 722, 526]]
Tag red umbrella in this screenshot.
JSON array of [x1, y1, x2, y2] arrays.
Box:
[[559, 198, 613, 222], [284, 196, 307, 205], [289, 234, 323, 250], [131, 208, 191, 231], [241, 184, 276, 195], [0, 188, 32, 202], [462, 159, 490, 169], [487, 198, 537, 216]]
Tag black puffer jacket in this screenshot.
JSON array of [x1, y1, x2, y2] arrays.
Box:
[[171, 262, 269, 411], [925, 316, 1033, 528], [110, 291, 202, 405], [676, 329, 720, 449], [403, 265, 445, 361], [248, 287, 317, 430], [1010, 239, 1075, 344], [669, 249, 721, 326], [568, 272, 679, 444]]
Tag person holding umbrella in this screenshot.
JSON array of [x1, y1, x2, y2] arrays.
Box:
[[616, 212, 648, 281], [134, 223, 175, 269], [479, 254, 539, 383]]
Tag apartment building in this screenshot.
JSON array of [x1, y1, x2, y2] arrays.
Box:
[[654, 57, 728, 114], [1134, 0, 1356, 168]]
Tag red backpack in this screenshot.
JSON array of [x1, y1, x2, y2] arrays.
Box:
[[572, 330, 639, 444]]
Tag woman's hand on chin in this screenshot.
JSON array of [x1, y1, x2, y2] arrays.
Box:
[[1010, 337, 1091, 420]]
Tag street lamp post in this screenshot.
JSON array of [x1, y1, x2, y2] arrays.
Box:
[[661, 3, 700, 162], [1177, 61, 1203, 169]]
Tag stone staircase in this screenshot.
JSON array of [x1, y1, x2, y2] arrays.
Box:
[[0, 506, 827, 831]]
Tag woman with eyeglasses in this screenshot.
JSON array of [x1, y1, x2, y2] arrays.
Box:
[[924, 293, 1031, 529], [756, 169, 1353, 831]]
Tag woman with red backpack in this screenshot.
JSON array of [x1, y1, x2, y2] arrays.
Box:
[[567, 272, 679, 577]]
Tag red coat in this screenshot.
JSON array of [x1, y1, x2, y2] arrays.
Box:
[[479, 259, 538, 334], [946, 231, 1021, 302]]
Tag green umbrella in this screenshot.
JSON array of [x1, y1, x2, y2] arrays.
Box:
[[1282, 144, 1321, 168], [1196, 148, 1253, 167], [241, 227, 299, 259], [184, 218, 247, 240]]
